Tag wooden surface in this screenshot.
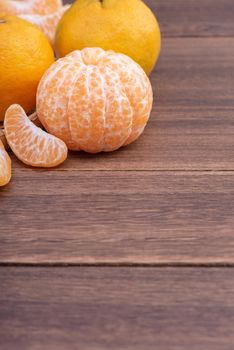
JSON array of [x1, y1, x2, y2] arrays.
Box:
[[1, 0, 234, 349], [1, 171, 234, 264], [2, 267, 234, 350]]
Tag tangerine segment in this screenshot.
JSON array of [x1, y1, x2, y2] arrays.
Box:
[[4, 104, 68, 168], [0, 0, 62, 16], [0, 139, 11, 186], [37, 53, 84, 150], [19, 5, 70, 45], [98, 52, 153, 146], [99, 66, 132, 152], [67, 65, 106, 153]]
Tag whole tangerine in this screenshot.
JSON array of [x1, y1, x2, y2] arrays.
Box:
[[0, 16, 54, 121], [37, 48, 153, 154], [55, 0, 161, 75]]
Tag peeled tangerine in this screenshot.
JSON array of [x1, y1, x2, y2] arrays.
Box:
[[4, 104, 68, 168], [0, 0, 62, 16], [37, 47, 153, 154], [0, 139, 11, 186], [19, 5, 69, 45]]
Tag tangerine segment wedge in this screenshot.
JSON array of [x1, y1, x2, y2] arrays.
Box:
[[98, 52, 153, 146], [67, 65, 106, 153], [0, 139, 11, 186], [4, 104, 68, 168]]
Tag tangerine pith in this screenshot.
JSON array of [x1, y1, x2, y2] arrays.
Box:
[[37, 48, 153, 154], [19, 5, 69, 45], [0, 0, 62, 16]]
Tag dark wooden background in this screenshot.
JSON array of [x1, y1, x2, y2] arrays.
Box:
[[1, 0, 234, 349]]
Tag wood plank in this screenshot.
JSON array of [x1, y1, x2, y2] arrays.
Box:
[[10, 37, 234, 171], [1, 267, 234, 350], [64, 0, 234, 38], [152, 0, 234, 38], [1, 171, 234, 264]]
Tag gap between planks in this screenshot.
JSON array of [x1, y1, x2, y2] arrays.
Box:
[[163, 35, 234, 38], [2, 262, 234, 268], [13, 169, 234, 174]]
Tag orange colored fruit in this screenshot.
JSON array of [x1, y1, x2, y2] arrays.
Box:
[[0, 0, 62, 16], [19, 5, 70, 45], [37, 48, 153, 154], [0, 139, 11, 186], [0, 16, 54, 121], [55, 0, 161, 75], [4, 104, 68, 168]]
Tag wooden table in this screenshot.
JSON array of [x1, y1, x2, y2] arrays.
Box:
[[1, 0, 234, 349]]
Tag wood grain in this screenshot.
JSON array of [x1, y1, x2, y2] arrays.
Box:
[[151, 0, 234, 38], [1, 171, 234, 264], [1, 1, 234, 349], [65, 0, 234, 38], [1, 267, 234, 350]]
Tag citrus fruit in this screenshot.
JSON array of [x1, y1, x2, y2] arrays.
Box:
[[0, 0, 62, 16], [37, 48, 153, 154], [0, 16, 54, 121], [55, 0, 161, 75], [4, 104, 68, 168], [0, 112, 41, 148], [19, 5, 70, 46], [0, 125, 7, 148], [0, 139, 11, 186]]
